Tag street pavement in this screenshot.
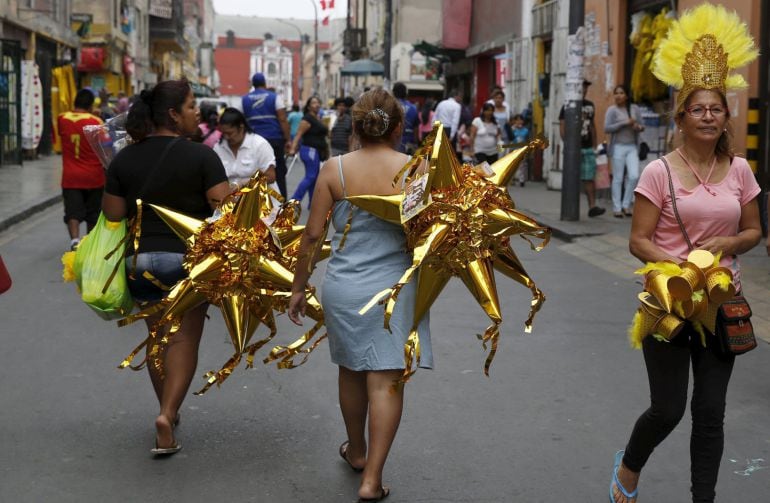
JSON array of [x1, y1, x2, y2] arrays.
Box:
[[0, 155, 768, 502]]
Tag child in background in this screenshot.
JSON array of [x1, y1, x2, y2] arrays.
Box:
[[511, 114, 529, 186]]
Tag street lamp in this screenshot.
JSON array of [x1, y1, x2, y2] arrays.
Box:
[[308, 0, 319, 95], [276, 18, 305, 103]]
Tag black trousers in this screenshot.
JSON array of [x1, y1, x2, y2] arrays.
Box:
[[623, 323, 735, 503], [267, 137, 288, 198]]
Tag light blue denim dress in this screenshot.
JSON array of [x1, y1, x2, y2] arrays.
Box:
[[321, 157, 433, 371]]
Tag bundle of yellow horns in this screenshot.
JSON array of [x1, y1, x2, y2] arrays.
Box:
[[629, 250, 735, 348]]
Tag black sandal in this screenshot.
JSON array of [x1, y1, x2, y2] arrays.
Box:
[[339, 441, 364, 473], [358, 486, 390, 502]]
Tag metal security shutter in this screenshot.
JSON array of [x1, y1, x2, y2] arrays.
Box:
[[0, 39, 22, 166]]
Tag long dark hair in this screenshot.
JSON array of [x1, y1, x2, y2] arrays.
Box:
[[479, 103, 495, 123], [303, 95, 321, 114], [218, 107, 252, 133], [614, 84, 631, 115], [199, 102, 218, 130], [420, 99, 434, 124], [126, 78, 191, 141]]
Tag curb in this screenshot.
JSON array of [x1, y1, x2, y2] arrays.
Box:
[[0, 195, 62, 233]]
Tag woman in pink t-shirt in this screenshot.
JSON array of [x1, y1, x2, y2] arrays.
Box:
[[610, 88, 762, 503], [417, 98, 435, 141]]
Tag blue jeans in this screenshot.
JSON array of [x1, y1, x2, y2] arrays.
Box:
[[126, 252, 185, 303], [291, 145, 320, 204], [611, 143, 640, 212]]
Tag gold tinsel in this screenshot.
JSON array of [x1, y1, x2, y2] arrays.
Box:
[[117, 174, 326, 394]]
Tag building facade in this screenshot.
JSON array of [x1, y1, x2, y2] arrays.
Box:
[[0, 0, 79, 159]]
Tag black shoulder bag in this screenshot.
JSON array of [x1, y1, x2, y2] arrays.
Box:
[[661, 157, 756, 355]]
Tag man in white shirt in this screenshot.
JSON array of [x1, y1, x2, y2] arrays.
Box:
[[434, 89, 463, 141]]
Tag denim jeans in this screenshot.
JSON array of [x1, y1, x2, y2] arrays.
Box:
[[126, 252, 186, 303], [611, 143, 640, 212], [623, 323, 735, 502], [291, 145, 320, 205]]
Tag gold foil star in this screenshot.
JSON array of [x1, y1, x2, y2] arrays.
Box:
[[338, 123, 550, 382], [117, 174, 326, 394]]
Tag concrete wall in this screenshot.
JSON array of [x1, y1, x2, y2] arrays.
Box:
[[469, 0, 526, 47], [394, 0, 442, 44]]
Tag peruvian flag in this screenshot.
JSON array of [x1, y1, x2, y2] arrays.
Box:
[[320, 0, 334, 9]]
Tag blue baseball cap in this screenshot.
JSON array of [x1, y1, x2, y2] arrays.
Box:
[[251, 72, 266, 86]]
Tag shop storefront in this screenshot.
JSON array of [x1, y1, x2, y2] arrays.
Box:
[[0, 39, 22, 166], [625, 0, 674, 162]]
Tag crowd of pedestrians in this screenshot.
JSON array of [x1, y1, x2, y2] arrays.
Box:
[[51, 32, 768, 500]]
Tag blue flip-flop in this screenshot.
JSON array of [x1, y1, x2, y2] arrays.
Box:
[[610, 450, 638, 502]]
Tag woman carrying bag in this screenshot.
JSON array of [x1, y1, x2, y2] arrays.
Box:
[[610, 6, 762, 502], [102, 78, 230, 456], [604, 84, 644, 218]]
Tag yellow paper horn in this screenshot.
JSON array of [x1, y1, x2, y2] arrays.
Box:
[[705, 266, 735, 304], [653, 313, 685, 341], [645, 270, 674, 313], [687, 250, 716, 271]]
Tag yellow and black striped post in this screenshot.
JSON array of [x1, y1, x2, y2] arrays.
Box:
[[747, 98, 760, 173]]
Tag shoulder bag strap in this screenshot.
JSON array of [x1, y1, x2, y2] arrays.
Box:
[[660, 156, 694, 251]]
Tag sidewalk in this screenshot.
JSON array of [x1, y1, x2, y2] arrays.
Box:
[[0, 155, 62, 232]]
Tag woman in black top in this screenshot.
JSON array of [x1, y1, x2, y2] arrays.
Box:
[[290, 95, 329, 204], [102, 79, 230, 456]]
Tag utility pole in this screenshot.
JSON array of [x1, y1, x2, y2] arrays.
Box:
[[560, 0, 585, 221], [276, 19, 304, 103], [383, 0, 393, 89]]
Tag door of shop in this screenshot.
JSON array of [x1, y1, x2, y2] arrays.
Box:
[[35, 37, 56, 156], [0, 39, 22, 166]]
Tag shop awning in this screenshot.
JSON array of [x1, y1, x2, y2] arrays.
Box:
[[340, 59, 384, 76], [405, 81, 445, 92]]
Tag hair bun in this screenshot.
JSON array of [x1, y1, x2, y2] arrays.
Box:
[[139, 89, 154, 106], [362, 108, 390, 137]]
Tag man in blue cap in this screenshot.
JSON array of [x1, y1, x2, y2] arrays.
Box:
[[242, 72, 292, 197]]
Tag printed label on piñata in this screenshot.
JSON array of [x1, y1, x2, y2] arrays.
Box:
[[401, 172, 431, 223]]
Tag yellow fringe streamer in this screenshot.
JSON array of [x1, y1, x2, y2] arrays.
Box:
[[634, 261, 682, 277], [628, 310, 645, 350], [61, 251, 76, 282]]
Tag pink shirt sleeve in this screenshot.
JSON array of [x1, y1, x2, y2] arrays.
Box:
[[735, 158, 761, 206], [634, 159, 667, 208]]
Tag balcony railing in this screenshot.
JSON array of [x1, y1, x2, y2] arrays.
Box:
[[532, 0, 558, 38], [343, 28, 367, 59], [150, 0, 187, 53]]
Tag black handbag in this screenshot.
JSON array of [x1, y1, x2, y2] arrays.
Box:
[[661, 157, 756, 355], [638, 142, 650, 160], [715, 296, 757, 355]]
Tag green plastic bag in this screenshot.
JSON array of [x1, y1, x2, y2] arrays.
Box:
[[73, 213, 134, 320]]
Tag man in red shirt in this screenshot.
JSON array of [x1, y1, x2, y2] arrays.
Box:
[[58, 89, 105, 250]]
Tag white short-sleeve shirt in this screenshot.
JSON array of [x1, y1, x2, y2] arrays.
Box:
[[214, 132, 278, 189]]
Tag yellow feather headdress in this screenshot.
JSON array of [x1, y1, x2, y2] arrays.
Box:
[[652, 3, 758, 112]]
